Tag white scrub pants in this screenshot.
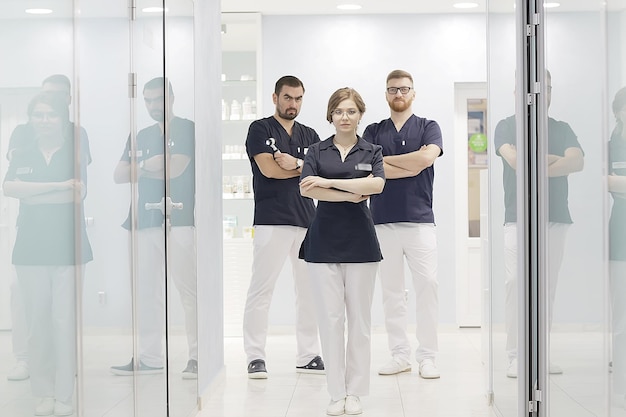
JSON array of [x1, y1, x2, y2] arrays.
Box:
[[10, 271, 29, 364], [610, 260, 626, 394], [503, 222, 569, 361], [16, 265, 81, 404], [307, 262, 377, 401], [135, 226, 197, 367], [243, 225, 320, 366], [375, 223, 439, 363]]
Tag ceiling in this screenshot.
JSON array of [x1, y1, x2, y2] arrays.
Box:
[[221, 0, 626, 15]]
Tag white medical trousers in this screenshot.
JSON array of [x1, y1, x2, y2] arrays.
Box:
[[135, 226, 197, 367], [503, 222, 569, 361], [307, 262, 377, 401], [10, 270, 29, 363], [610, 260, 626, 394], [375, 223, 439, 363], [16, 265, 81, 404], [243, 225, 320, 366]]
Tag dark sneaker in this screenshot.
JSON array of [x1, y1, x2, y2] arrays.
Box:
[[247, 359, 268, 379], [110, 358, 163, 376], [182, 359, 198, 380], [296, 355, 325, 374]]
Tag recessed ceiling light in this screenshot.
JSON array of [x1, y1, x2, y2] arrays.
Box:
[[544, 2, 560, 7], [337, 4, 362, 10], [453, 2, 479, 8], [142, 7, 169, 13], [25, 8, 53, 14]]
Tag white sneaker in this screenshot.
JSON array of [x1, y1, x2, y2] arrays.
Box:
[[506, 358, 518, 378], [326, 398, 345, 416], [378, 357, 411, 375], [345, 395, 362, 415], [54, 401, 74, 416], [549, 362, 563, 374], [7, 361, 29, 381], [34, 398, 55, 416], [418, 359, 440, 379]]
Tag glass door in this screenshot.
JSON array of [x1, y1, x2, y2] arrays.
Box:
[[487, 0, 521, 415], [542, 1, 611, 416], [0, 1, 198, 416]]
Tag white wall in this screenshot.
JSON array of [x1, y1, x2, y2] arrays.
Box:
[[261, 13, 488, 325], [259, 10, 615, 328]]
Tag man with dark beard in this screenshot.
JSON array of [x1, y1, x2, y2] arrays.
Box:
[[363, 69, 443, 379], [243, 75, 323, 379], [111, 77, 198, 379]]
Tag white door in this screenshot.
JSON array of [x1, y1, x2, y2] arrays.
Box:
[[454, 82, 487, 328]]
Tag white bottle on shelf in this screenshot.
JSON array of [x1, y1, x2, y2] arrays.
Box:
[[221, 99, 230, 121], [242, 96, 253, 120], [230, 99, 241, 120]]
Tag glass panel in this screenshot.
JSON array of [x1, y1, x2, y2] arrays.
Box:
[[0, 3, 86, 417], [76, 3, 136, 417], [607, 3, 626, 415], [163, 1, 199, 416], [544, 2, 610, 416], [487, 0, 520, 415]]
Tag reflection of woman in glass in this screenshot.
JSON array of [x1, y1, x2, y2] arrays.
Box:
[[299, 87, 385, 416], [609, 86, 626, 408], [3, 92, 92, 416]]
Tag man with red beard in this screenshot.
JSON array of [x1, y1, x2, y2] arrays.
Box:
[[363, 69, 443, 379]]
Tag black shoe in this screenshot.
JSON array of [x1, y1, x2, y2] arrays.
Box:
[[247, 359, 268, 379], [110, 357, 163, 376], [296, 355, 325, 374], [182, 359, 198, 380]]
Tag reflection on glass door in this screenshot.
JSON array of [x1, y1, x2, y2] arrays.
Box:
[[487, 1, 520, 415], [0, 1, 198, 416], [543, 2, 611, 416]]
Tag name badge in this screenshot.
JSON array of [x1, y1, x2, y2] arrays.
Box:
[[613, 161, 626, 170], [16, 167, 32, 175], [355, 163, 372, 171]]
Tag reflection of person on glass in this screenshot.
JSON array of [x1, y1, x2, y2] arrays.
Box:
[[5, 74, 91, 383], [608, 87, 626, 406], [243, 75, 323, 379], [111, 77, 197, 379], [494, 71, 584, 378], [363, 69, 443, 380], [299, 87, 385, 416], [2, 92, 93, 416]]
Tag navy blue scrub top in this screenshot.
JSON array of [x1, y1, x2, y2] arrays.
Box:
[[298, 136, 384, 263], [245, 116, 320, 227], [119, 117, 196, 230], [4, 132, 93, 266], [608, 130, 626, 261], [363, 114, 443, 225]]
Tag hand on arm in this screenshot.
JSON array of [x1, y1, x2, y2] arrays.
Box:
[[609, 174, 626, 199], [547, 147, 584, 177], [299, 176, 367, 202], [498, 143, 517, 170], [254, 153, 301, 179], [3, 178, 84, 204], [299, 174, 384, 202], [383, 144, 441, 179], [273, 152, 302, 173]]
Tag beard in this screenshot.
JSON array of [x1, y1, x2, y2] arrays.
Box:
[[150, 110, 165, 122], [388, 97, 412, 112], [278, 107, 298, 120]]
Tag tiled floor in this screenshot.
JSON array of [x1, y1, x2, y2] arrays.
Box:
[[3, 327, 624, 416], [199, 328, 498, 417]]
